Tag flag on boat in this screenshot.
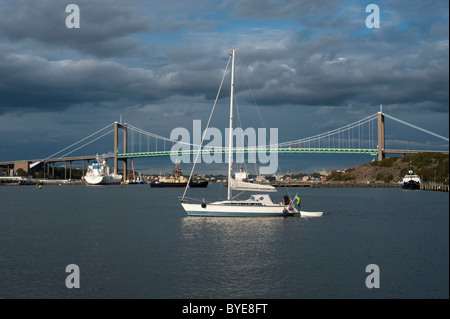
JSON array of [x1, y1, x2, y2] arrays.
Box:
[[293, 193, 301, 206]]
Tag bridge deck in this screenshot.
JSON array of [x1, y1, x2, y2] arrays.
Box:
[[2, 148, 449, 166], [117, 148, 379, 158]]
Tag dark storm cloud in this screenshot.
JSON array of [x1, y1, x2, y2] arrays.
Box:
[[0, 0, 150, 58], [0, 53, 154, 113], [0, 0, 447, 167], [0, 0, 448, 118], [0, 0, 229, 114], [225, 0, 344, 26], [0, 49, 230, 114], [223, 0, 449, 114]]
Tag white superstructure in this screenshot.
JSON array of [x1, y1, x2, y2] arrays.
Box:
[[83, 157, 122, 185]]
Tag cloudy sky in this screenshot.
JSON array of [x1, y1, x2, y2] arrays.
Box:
[[0, 0, 448, 174]]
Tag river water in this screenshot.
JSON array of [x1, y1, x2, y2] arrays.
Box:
[[0, 183, 448, 299]]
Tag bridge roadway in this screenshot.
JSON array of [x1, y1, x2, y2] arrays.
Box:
[[383, 149, 449, 155], [117, 147, 379, 158], [116, 147, 448, 159], [1, 148, 447, 176], [0, 155, 114, 179], [1, 148, 448, 165], [0, 154, 113, 167]]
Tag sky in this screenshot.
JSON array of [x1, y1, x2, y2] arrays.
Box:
[[0, 0, 448, 175]]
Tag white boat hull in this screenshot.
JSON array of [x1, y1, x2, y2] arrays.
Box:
[[83, 157, 122, 185], [84, 174, 122, 185], [181, 202, 299, 217]]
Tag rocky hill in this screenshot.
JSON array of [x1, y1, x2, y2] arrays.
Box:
[[328, 152, 449, 184]]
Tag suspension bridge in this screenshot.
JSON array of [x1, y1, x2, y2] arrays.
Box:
[[0, 110, 448, 181]]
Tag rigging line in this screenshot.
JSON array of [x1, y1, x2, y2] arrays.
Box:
[[42, 123, 114, 160], [232, 82, 249, 174], [236, 54, 267, 130], [237, 60, 270, 176], [235, 54, 282, 157], [236, 56, 297, 198], [236, 55, 350, 197], [383, 113, 449, 142], [60, 129, 114, 158], [233, 73, 257, 176], [182, 52, 232, 201], [235, 52, 291, 195]]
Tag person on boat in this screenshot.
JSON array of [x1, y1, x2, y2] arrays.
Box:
[[283, 193, 290, 205]]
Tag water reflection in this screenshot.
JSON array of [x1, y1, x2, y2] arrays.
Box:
[[178, 217, 303, 298]]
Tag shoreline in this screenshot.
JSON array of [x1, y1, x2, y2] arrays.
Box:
[[1, 178, 448, 192]]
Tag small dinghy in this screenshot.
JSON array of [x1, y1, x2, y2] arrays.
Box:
[[300, 211, 323, 217]]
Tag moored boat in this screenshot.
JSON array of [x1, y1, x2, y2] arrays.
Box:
[[300, 211, 324, 217], [83, 157, 122, 185], [150, 162, 208, 188], [179, 48, 323, 217], [401, 164, 421, 190]]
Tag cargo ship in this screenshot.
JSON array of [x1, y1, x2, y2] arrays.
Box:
[[83, 156, 122, 185]]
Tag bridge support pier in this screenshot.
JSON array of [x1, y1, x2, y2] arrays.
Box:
[[114, 121, 127, 181], [14, 161, 29, 174], [377, 111, 385, 161], [123, 126, 127, 183], [114, 122, 119, 175]]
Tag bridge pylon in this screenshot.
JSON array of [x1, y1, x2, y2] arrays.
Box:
[[114, 121, 127, 182], [377, 108, 385, 161]]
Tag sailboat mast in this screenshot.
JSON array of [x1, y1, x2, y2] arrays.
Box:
[[227, 48, 235, 201]]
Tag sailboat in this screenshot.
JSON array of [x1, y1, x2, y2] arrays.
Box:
[[179, 48, 307, 217]]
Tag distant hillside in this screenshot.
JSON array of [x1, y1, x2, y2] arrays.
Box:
[[328, 152, 449, 184]]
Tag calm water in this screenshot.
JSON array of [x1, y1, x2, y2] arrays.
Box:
[[0, 183, 448, 299]]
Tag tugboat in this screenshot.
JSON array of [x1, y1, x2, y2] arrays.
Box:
[[83, 156, 122, 185], [150, 162, 208, 188], [401, 163, 421, 190]]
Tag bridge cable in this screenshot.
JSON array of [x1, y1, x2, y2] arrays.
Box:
[[383, 113, 449, 142], [42, 123, 114, 160], [126, 124, 198, 148], [277, 113, 378, 148], [60, 129, 114, 158]]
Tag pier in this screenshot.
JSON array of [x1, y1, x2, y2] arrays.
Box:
[[420, 182, 449, 192], [271, 182, 449, 191], [311, 183, 400, 188], [269, 182, 400, 188], [0, 176, 86, 186]]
